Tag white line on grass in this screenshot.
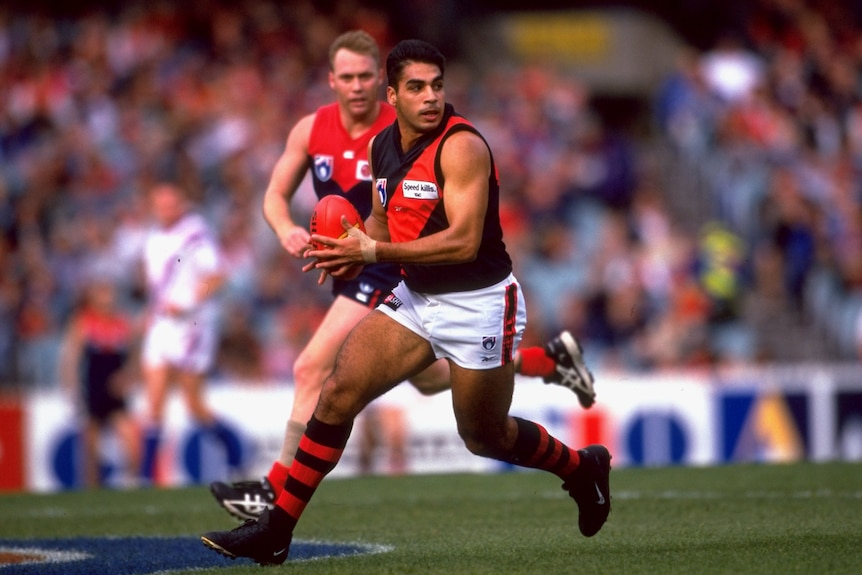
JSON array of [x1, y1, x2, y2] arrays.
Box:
[[539, 488, 862, 500], [604, 489, 862, 500]]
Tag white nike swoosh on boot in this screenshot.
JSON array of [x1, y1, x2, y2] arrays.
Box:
[[594, 483, 606, 505]]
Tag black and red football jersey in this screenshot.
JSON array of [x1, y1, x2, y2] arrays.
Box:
[[370, 104, 512, 293]]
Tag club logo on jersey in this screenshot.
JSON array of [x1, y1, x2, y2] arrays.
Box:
[[355, 282, 375, 304], [356, 160, 372, 181], [482, 336, 497, 350], [376, 178, 388, 206], [314, 155, 334, 182], [402, 180, 439, 200]]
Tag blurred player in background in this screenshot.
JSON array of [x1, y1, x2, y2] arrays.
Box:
[[209, 30, 596, 520], [138, 181, 240, 484], [59, 278, 139, 488], [201, 39, 609, 564]]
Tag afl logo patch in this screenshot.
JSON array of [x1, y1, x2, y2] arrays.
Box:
[[314, 155, 334, 181], [482, 336, 497, 350], [376, 178, 388, 206]]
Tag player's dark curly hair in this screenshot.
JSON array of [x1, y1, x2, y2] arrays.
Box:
[[386, 39, 445, 89]]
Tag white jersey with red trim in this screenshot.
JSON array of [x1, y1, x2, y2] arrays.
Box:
[[143, 212, 222, 315]]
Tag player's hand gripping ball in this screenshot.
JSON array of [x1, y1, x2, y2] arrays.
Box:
[[309, 194, 364, 245], [309, 194, 365, 280]]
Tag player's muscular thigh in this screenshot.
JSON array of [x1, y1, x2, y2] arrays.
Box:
[[317, 311, 432, 422]]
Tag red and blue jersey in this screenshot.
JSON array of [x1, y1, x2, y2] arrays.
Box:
[[307, 102, 396, 220]]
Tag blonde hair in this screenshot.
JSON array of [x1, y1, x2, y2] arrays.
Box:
[[328, 30, 381, 70]]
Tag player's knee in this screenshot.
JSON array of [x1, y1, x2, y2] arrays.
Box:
[[293, 354, 329, 390], [315, 377, 363, 424], [292, 353, 313, 383], [458, 427, 504, 458], [409, 376, 448, 396]]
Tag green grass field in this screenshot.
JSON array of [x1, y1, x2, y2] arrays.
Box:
[[2, 462, 861, 574]]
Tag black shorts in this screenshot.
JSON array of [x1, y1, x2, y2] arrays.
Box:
[[85, 388, 127, 424], [331, 262, 401, 310], [82, 348, 128, 424]]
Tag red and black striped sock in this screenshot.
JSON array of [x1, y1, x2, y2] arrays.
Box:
[[506, 417, 580, 479], [266, 461, 290, 498], [274, 416, 352, 530]]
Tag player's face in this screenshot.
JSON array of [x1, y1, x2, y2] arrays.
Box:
[[387, 62, 445, 140], [149, 184, 187, 228], [329, 49, 383, 120], [88, 281, 117, 311]]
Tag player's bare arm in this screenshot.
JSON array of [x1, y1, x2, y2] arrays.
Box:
[[262, 113, 315, 258], [378, 129, 490, 263], [195, 271, 227, 306], [308, 129, 490, 269], [161, 270, 226, 318], [58, 317, 84, 397]]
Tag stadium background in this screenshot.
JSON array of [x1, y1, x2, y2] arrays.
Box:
[[0, 0, 861, 491]]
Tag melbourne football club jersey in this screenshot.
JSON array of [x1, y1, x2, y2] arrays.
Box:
[[307, 102, 396, 220]]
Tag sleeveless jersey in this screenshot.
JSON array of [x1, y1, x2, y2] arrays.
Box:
[[80, 309, 133, 353], [308, 102, 401, 298], [307, 102, 397, 219], [78, 309, 133, 419], [370, 104, 512, 293]]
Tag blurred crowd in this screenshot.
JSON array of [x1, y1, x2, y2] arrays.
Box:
[[1, 0, 860, 388], [655, 0, 862, 361]]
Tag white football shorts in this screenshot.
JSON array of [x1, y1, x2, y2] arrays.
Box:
[[141, 312, 218, 374], [377, 273, 527, 370]]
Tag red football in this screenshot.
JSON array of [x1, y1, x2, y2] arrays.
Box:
[[309, 194, 365, 249]]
